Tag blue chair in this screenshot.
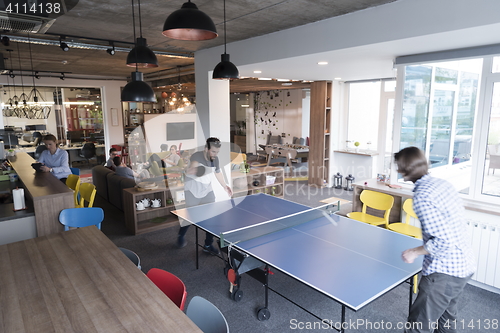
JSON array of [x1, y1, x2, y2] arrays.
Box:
[[59, 207, 104, 231], [70, 167, 81, 175], [186, 296, 229, 333]]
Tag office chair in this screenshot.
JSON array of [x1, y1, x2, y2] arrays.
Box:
[[79, 142, 97, 168], [347, 189, 394, 228], [34, 144, 47, 159], [32, 131, 42, 146]]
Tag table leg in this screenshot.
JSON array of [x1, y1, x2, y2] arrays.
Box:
[[195, 227, 199, 269], [409, 276, 414, 314], [341, 305, 346, 333]]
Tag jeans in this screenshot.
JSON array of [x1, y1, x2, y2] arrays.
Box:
[[405, 272, 472, 333]]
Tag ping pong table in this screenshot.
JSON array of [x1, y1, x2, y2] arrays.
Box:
[[172, 193, 422, 332]]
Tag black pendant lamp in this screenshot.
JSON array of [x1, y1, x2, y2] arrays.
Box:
[[127, 0, 158, 67], [122, 0, 156, 102], [213, 0, 239, 80], [162, 0, 218, 41]]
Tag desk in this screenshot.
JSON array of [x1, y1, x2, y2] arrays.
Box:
[[0, 226, 202, 333], [352, 178, 414, 223], [8, 152, 74, 236]]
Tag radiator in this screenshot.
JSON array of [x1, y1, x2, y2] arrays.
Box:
[[466, 220, 500, 288]]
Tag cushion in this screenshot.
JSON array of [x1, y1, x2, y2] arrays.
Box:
[[92, 165, 114, 201]]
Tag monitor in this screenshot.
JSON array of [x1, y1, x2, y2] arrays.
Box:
[[0, 130, 19, 148], [166, 122, 195, 141]]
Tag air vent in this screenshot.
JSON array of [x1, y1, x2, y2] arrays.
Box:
[[0, 12, 55, 33]]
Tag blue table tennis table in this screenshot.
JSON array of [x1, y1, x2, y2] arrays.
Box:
[[172, 193, 422, 332]]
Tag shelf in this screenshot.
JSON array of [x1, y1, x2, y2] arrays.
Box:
[[231, 166, 284, 199]]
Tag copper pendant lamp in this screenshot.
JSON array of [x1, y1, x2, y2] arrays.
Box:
[[163, 0, 217, 41]]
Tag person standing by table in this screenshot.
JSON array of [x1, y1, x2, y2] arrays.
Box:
[[38, 134, 72, 183], [394, 147, 476, 333], [177, 137, 232, 253]]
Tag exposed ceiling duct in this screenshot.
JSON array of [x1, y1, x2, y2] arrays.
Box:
[[0, 12, 55, 33]]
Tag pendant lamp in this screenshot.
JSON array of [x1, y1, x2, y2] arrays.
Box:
[[163, 0, 218, 41], [122, 0, 156, 102], [126, 0, 158, 68], [212, 0, 239, 80]]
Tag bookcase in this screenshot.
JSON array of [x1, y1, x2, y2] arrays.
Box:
[[231, 166, 284, 198], [309, 81, 332, 187]]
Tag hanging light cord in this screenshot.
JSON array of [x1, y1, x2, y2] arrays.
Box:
[[27, 33, 37, 100], [138, 0, 143, 38], [223, 0, 227, 54], [16, 43, 27, 104], [8, 50, 17, 100], [131, 0, 139, 72]]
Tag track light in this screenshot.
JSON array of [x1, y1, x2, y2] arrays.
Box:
[[107, 42, 115, 55], [9, 70, 15, 78], [60, 72, 65, 80], [59, 37, 69, 52], [35, 71, 40, 79], [1, 36, 9, 46]]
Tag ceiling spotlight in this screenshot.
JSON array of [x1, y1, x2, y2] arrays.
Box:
[[8, 70, 15, 78], [35, 71, 40, 79], [107, 42, 115, 55], [59, 38, 69, 52], [60, 73, 65, 80], [1, 36, 9, 46]]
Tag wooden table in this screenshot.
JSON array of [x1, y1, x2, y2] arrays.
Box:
[[0, 226, 202, 333], [8, 152, 74, 236]]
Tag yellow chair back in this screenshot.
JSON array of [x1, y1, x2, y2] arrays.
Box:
[[230, 152, 247, 164], [78, 183, 96, 208], [402, 199, 418, 223], [361, 189, 394, 226], [66, 174, 81, 207]]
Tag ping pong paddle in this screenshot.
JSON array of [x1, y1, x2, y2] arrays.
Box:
[[195, 165, 205, 177]]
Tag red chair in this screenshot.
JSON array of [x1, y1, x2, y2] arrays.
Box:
[[111, 144, 130, 165], [146, 268, 187, 311]]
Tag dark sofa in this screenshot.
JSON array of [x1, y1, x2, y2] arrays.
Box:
[[92, 165, 136, 211]]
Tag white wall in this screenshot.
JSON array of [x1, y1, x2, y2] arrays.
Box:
[[143, 111, 199, 153]]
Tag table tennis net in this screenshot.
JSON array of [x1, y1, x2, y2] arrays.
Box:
[[220, 202, 340, 248]]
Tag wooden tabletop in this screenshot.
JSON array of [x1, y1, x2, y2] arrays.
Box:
[[0, 227, 202, 333]]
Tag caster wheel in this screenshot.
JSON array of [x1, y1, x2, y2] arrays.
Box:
[[232, 289, 243, 302], [257, 307, 271, 321]]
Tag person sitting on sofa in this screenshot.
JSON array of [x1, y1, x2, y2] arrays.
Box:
[[105, 147, 119, 170], [113, 156, 150, 182], [163, 145, 180, 167]]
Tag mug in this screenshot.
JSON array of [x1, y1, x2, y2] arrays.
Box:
[[9, 173, 18, 183]]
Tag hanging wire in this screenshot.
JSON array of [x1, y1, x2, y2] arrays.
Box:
[[137, 0, 143, 38], [27, 33, 38, 102], [131, 0, 138, 73], [16, 42, 30, 118], [223, 0, 227, 54]]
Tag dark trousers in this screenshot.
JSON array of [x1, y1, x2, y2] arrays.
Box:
[[405, 272, 472, 333], [178, 190, 216, 246]]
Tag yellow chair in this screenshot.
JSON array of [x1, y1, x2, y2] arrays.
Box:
[[388, 198, 422, 293], [66, 174, 81, 207], [77, 183, 97, 208], [388, 199, 422, 239], [347, 190, 394, 228]]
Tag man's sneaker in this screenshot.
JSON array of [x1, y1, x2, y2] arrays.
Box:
[[203, 244, 220, 255], [177, 236, 187, 248]]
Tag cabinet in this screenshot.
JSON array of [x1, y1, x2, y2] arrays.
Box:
[[231, 166, 284, 198], [309, 81, 332, 187], [123, 183, 185, 235]]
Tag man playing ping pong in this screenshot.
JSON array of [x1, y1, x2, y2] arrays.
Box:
[[395, 147, 475, 333], [177, 137, 233, 253]]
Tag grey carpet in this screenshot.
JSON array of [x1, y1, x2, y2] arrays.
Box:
[[97, 180, 500, 333]]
